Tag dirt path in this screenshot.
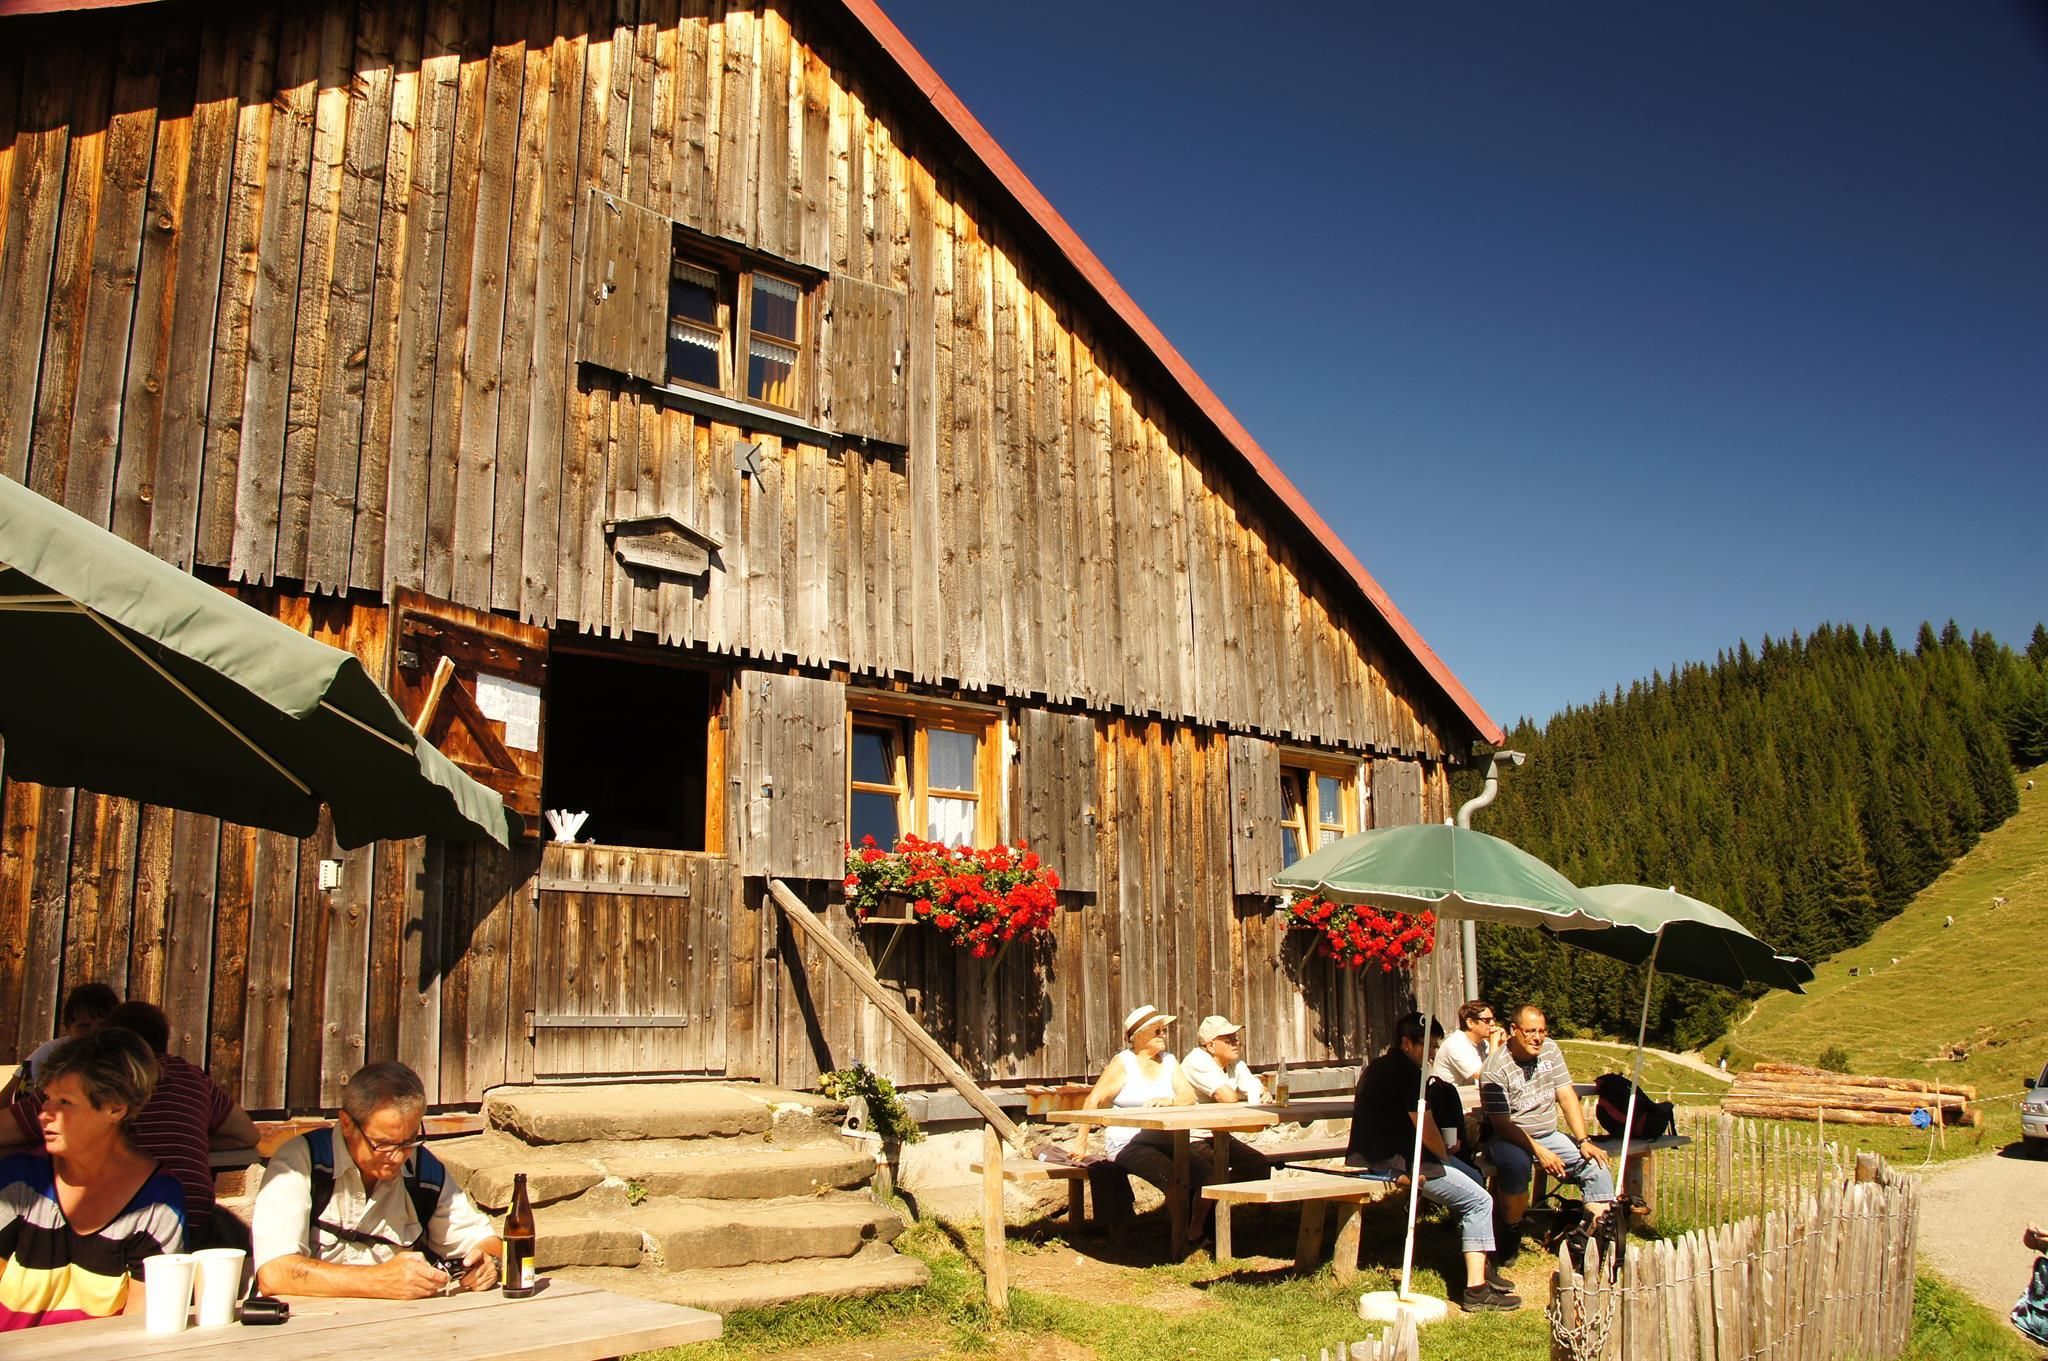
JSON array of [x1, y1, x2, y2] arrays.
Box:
[[1566, 1038, 1735, 1083], [1915, 1147, 2048, 1320]]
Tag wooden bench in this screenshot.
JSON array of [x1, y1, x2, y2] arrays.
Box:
[[970, 1156, 1089, 1226], [1202, 1169, 1402, 1275]]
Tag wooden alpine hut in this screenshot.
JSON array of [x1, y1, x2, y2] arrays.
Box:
[[0, 0, 1502, 1116]]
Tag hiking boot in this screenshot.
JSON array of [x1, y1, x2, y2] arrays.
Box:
[[1484, 1260, 1516, 1292], [1460, 1282, 1522, 1313]]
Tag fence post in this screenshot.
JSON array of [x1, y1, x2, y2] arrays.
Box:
[[981, 1124, 1008, 1317]]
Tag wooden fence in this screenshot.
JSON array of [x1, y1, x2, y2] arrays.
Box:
[[1653, 1107, 1851, 1232], [1550, 1153, 1919, 1361]]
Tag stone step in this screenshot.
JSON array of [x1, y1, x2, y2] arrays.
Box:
[[438, 1130, 878, 1214], [531, 1209, 645, 1270], [600, 1144, 879, 1202], [558, 1245, 930, 1314], [632, 1195, 905, 1270], [435, 1131, 606, 1210], [485, 1082, 843, 1146]]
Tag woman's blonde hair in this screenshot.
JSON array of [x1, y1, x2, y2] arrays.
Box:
[[37, 1026, 158, 1133]]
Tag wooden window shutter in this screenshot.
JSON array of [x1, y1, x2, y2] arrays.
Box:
[[821, 273, 908, 446], [1009, 709, 1099, 894], [1371, 757, 1424, 828], [388, 589, 548, 832], [731, 672, 846, 879], [576, 189, 670, 381], [1226, 735, 1283, 895]]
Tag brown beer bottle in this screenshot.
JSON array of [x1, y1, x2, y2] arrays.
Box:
[[502, 1172, 537, 1297]]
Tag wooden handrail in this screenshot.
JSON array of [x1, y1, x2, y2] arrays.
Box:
[[765, 878, 1027, 1147]]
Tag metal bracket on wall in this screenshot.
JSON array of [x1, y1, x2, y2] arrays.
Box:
[[733, 440, 763, 477]]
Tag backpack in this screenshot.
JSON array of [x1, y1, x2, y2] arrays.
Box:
[[1424, 1076, 1466, 1148], [304, 1126, 447, 1257], [1593, 1072, 1676, 1140]]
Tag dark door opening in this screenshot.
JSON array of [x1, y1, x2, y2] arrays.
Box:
[[542, 651, 712, 851]]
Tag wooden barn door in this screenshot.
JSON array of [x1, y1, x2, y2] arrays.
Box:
[[531, 844, 736, 1078]]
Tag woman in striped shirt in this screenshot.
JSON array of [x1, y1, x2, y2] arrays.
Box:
[[0, 1028, 184, 1329]]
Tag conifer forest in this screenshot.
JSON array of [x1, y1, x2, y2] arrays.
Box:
[[1456, 621, 2048, 1048]]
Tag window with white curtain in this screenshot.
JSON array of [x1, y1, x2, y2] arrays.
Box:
[[847, 704, 998, 849], [667, 242, 808, 413]]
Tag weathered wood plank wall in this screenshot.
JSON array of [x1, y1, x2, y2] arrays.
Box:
[[0, 0, 1459, 759], [0, 0, 1482, 1107]]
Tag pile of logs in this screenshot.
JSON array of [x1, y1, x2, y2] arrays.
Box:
[[1722, 1061, 1980, 1128]]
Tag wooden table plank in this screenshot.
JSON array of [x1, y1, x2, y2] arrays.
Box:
[[1044, 1106, 1278, 1133], [1249, 1098, 1353, 1123], [13, 1280, 720, 1361]]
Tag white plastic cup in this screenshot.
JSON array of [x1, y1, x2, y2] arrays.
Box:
[[142, 1252, 197, 1335], [190, 1247, 247, 1328]]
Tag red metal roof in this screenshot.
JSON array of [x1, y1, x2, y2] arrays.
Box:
[[1, 0, 1501, 747]]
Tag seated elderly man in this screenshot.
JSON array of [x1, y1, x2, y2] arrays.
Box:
[[253, 1061, 500, 1299], [1480, 1005, 1613, 1261], [1179, 1015, 1271, 1181]]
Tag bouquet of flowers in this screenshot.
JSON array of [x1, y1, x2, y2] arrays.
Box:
[[1285, 892, 1436, 971], [843, 835, 1062, 959]]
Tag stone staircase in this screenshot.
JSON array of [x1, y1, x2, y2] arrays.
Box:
[[436, 1082, 928, 1314]]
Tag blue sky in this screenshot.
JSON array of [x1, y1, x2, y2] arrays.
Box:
[[879, 1, 2048, 728]]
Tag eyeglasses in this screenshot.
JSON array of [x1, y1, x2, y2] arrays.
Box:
[[363, 1134, 428, 1156], [1515, 1026, 1548, 1037], [1473, 1015, 1496, 1025], [343, 1115, 427, 1157]]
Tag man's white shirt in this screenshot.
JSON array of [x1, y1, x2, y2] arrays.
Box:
[[1181, 1048, 1266, 1104]]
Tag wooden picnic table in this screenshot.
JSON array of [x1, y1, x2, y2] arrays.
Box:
[[1248, 1097, 1354, 1124], [1045, 1104, 1278, 1257], [9, 1278, 721, 1361]]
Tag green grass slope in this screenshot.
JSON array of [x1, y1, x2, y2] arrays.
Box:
[[1726, 765, 2048, 1149]]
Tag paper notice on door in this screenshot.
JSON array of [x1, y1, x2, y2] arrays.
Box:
[[473, 674, 542, 752]]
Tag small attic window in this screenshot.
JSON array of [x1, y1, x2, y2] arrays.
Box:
[[666, 242, 807, 414]]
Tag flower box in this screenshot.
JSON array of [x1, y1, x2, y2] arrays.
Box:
[[843, 835, 1062, 961], [1284, 892, 1435, 972]]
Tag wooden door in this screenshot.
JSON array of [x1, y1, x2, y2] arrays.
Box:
[[531, 842, 738, 1077], [388, 589, 548, 830]]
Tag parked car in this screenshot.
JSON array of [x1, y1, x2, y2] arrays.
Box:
[[2023, 1060, 2048, 1155]]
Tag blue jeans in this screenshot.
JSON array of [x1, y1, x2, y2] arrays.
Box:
[[1374, 1152, 1496, 1254], [1486, 1129, 1615, 1205]]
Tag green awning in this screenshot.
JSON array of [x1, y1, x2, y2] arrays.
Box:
[[0, 475, 517, 848]]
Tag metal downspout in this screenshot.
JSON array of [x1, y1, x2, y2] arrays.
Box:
[[1453, 750, 1525, 999]]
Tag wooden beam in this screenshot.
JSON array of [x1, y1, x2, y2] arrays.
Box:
[[765, 878, 1025, 1146]]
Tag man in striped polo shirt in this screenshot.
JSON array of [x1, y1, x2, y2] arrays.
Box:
[[1479, 1004, 1613, 1261]]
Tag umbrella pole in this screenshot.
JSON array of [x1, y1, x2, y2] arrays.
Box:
[[1397, 934, 1437, 1301], [1613, 928, 1664, 1227]]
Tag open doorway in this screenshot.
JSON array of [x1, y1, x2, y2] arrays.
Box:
[[541, 650, 715, 851]]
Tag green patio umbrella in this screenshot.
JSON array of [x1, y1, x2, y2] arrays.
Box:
[[1273, 821, 1609, 928], [0, 475, 516, 849], [1274, 822, 1611, 1316], [1552, 884, 1813, 993], [1548, 883, 1811, 1224]]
